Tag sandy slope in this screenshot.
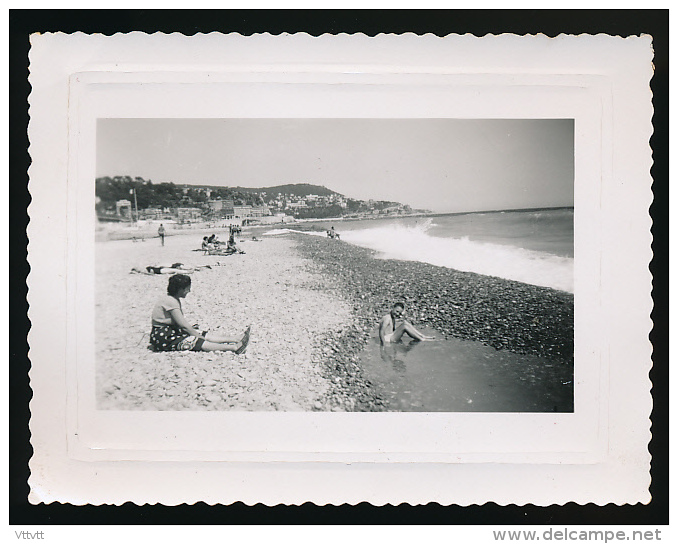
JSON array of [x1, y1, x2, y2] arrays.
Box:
[[95, 232, 352, 410]]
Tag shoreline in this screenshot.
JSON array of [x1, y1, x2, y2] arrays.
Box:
[[95, 231, 573, 412], [292, 233, 574, 411], [97, 205, 573, 243], [292, 232, 574, 371]]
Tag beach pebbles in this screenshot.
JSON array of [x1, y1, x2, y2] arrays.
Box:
[[294, 234, 574, 411]]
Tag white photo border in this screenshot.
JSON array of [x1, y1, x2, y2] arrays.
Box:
[[27, 33, 653, 506]]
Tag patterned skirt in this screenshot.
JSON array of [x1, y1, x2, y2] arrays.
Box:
[[150, 325, 205, 352]]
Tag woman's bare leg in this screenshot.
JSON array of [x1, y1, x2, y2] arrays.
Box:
[[205, 332, 240, 343], [201, 340, 241, 352], [205, 325, 250, 344], [393, 321, 434, 342], [201, 326, 251, 353]]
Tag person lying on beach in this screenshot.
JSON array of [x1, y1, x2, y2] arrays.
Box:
[[130, 263, 211, 275], [200, 237, 233, 255], [203, 243, 237, 256], [379, 302, 435, 345], [150, 273, 250, 353]]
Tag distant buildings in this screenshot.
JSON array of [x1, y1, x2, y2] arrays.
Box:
[[115, 199, 132, 218], [98, 178, 414, 225], [175, 207, 203, 223], [139, 207, 164, 220], [207, 199, 228, 212]]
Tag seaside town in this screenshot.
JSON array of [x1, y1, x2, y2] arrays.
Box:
[[96, 176, 421, 230], [95, 176, 573, 414]]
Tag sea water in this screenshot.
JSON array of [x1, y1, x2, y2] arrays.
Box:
[[341, 210, 574, 412], [266, 210, 575, 412], [273, 208, 574, 293], [335, 208, 574, 293], [359, 333, 573, 412]]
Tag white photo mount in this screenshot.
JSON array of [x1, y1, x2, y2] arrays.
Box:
[[27, 33, 653, 505]]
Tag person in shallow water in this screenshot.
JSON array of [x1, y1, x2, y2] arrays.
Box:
[[378, 301, 435, 345], [150, 274, 250, 353]]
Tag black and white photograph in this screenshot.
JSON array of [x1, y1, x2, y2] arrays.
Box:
[[22, 29, 656, 508], [95, 118, 574, 413]]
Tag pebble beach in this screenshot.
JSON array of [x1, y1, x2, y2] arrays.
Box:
[[96, 229, 574, 412]]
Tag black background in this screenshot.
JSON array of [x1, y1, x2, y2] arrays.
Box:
[[9, 9, 669, 525]]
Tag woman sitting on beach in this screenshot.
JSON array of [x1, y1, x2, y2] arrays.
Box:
[[208, 233, 225, 245], [201, 236, 234, 256], [203, 243, 236, 256], [227, 233, 245, 254], [150, 274, 250, 353]]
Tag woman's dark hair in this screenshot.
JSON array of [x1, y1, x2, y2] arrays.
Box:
[[167, 274, 191, 296], [393, 302, 405, 310]]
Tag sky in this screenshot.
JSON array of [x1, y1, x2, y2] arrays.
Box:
[[96, 118, 574, 213]]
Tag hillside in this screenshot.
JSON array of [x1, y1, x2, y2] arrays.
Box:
[[233, 183, 339, 197], [96, 176, 413, 221]]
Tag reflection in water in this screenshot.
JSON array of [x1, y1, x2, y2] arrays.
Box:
[[380, 342, 415, 374], [361, 333, 573, 413]]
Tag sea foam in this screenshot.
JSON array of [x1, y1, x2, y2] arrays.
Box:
[[263, 228, 328, 238], [340, 221, 574, 293], [264, 222, 574, 292]]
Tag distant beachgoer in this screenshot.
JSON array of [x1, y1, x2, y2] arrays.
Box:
[[379, 302, 435, 345], [227, 233, 245, 254], [158, 224, 166, 246], [206, 247, 235, 256], [149, 274, 250, 353], [131, 263, 210, 275], [227, 240, 244, 254], [202, 237, 235, 255]]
